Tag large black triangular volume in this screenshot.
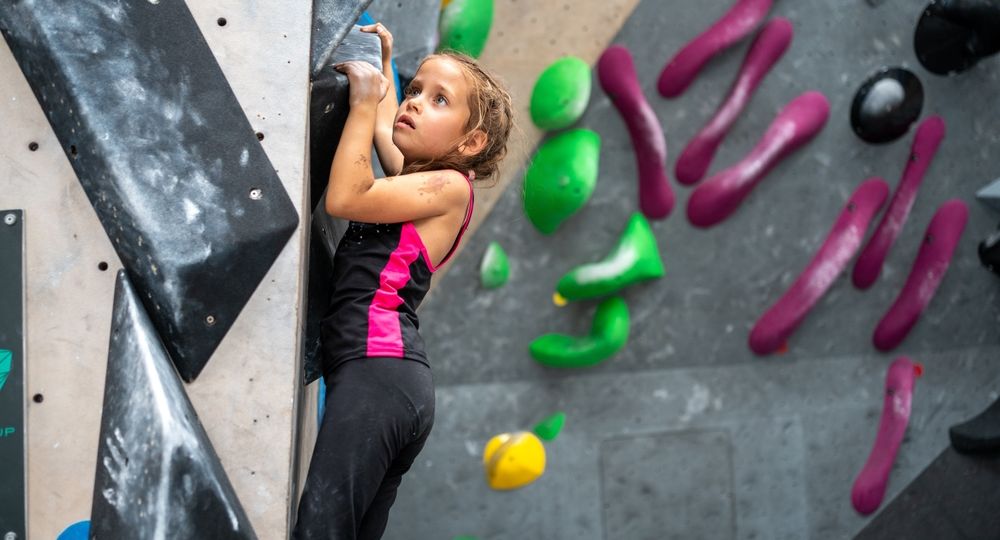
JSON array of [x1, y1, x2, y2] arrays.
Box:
[[90, 271, 257, 539], [0, 0, 299, 381]]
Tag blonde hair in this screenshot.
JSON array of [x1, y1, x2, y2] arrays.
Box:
[[400, 51, 514, 186]]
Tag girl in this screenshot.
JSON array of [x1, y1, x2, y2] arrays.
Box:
[[293, 22, 514, 540]]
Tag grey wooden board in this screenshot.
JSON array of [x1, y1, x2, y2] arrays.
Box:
[[601, 430, 735, 539], [393, 1, 1000, 535], [0, 209, 25, 540], [384, 348, 999, 538]]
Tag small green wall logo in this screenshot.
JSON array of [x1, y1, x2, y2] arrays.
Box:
[[0, 349, 10, 392]]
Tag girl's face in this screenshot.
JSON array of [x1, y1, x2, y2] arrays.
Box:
[[393, 57, 477, 163]]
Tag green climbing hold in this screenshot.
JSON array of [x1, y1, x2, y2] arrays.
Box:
[[533, 412, 566, 441], [480, 241, 510, 289], [556, 212, 664, 302], [523, 129, 601, 235], [530, 296, 630, 368], [438, 0, 494, 58], [530, 56, 591, 130]]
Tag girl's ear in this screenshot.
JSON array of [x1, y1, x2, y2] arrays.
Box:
[[458, 129, 488, 156]]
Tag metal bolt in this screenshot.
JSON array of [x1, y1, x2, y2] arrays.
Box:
[[3, 213, 16, 226], [6, 531, 18, 540], [249, 188, 263, 200], [205, 315, 216, 326]]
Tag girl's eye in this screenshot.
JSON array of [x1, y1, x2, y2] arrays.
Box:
[[405, 86, 419, 96], [435, 95, 448, 105]]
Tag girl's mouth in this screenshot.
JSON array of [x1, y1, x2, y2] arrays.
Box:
[[396, 115, 416, 129]]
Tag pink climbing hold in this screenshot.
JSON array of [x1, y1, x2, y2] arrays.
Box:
[[687, 91, 830, 229], [872, 199, 968, 351], [851, 357, 923, 516], [852, 115, 947, 289], [597, 44, 674, 220], [748, 178, 889, 355], [675, 17, 793, 186], [657, 0, 774, 98]]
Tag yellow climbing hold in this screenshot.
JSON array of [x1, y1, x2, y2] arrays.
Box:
[[552, 292, 568, 307], [482, 431, 546, 490]]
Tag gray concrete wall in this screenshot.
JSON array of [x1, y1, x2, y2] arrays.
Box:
[[392, 0, 1000, 538]]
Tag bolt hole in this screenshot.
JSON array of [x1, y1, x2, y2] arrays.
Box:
[[69, 145, 78, 157], [205, 315, 217, 326], [28, 141, 38, 151], [33, 393, 43, 403], [98, 261, 108, 271], [217, 17, 227, 26], [256, 132, 264, 141]]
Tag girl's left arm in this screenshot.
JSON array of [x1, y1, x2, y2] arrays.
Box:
[[362, 22, 405, 176], [326, 61, 468, 224]]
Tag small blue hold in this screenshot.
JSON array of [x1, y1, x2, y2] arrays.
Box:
[[58, 520, 90, 540]]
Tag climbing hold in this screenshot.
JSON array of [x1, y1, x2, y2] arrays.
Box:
[[530, 56, 592, 130], [915, 0, 1000, 75], [850, 67, 924, 144], [598, 45, 673, 219], [530, 296, 630, 368], [872, 199, 968, 351], [438, 0, 493, 58], [480, 241, 510, 289], [533, 412, 567, 441], [483, 431, 546, 490], [57, 520, 91, 540], [749, 179, 889, 355], [523, 129, 601, 234], [687, 91, 830, 228], [853, 116, 946, 289], [851, 357, 922, 515], [675, 17, 793, 185], [556, 213, 664, 302], [657, 0, 774, 98]]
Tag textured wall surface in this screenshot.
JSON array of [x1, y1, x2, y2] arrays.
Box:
[[391, 0, 1000, 538], [0, 2, 312, 538]]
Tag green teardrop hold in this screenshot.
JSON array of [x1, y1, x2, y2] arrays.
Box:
[[523, 129, 601, 235], [530, 56, 591, 130]]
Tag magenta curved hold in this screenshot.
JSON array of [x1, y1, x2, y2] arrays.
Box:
[[748, 178, 889, 355], [851, 357, 922, 515], [852, 116, 947, 289], [687, 91, 830, 229], [657, 0, 774, 98], [598, 45, 674, 220], [676, 18, 793, 186], [873, 199, 968, 351]]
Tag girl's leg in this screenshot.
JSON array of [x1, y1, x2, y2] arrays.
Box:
[[357, 363, 435, 540], [292, 357, 434, 540]]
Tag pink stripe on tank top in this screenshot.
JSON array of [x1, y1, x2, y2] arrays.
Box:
[[366, 224, 423, 357], [365, 170, 475, 356]]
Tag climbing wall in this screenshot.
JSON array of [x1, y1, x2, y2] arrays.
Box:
[[0, 2, 314, 538], [390, 0, 1000, 538]]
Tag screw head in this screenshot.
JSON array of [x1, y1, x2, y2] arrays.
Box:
[[205, 315, 216, 326], [6, 530, 18, 539], [3, 213, 16, 226], [249, 188, 262, 200]]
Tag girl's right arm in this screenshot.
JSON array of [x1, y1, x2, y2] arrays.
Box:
[[326, 61, 469, 224]]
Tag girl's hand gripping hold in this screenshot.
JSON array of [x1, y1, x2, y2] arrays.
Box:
[[334, 61, 389, 108]]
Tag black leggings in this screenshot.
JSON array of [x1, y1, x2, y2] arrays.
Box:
[[293, 357, 435, 540]]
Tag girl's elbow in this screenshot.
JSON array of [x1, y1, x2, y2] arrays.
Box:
[[325, 194, 347, 218]]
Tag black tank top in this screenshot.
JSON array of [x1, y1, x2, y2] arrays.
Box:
[[320, 172, 475, 373]]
